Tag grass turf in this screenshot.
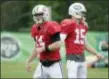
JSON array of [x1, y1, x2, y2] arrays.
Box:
[[1, 62, 108, 78], [1, 32, 108, 78]]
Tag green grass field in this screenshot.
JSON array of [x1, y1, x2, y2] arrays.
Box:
[[1, 32, 108, 78], [1, 61, 108, 78]]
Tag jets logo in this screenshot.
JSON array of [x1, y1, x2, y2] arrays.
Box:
[[1, 36, 20, 60], [74, 5, 82, 10]]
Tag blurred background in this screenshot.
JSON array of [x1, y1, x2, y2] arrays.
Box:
[[1, 0, 108, 78]]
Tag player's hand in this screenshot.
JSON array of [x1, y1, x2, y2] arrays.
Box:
[[102, 41, 108, 48], [26, 62, 32, 72], [96, 53, 104, 60], [36, 46, 45, 54]]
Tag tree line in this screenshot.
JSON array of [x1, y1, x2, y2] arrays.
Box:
[[1, 0, 108, 31]]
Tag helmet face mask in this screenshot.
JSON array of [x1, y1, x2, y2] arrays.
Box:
[[32, 5, 49, 24], [75, 11, 86, 19], [68, 3, 87, 19], [78, 11, 86, 17], [33, 14, 44, 24]]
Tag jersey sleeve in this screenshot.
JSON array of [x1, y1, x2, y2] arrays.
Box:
[[48, 22, 61, 35], [60, 20, 72, 34], [31, 25, 36, 38]]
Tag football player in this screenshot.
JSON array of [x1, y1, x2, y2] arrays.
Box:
[[60, 2, 104, 78], [26, 4, 63, 78]]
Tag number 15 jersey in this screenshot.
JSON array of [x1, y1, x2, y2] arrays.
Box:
[[60, 19, 88, 55]]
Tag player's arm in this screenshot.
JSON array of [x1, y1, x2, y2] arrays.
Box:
[[60, 33, 67, 42], [60, 20, 70, 42], [26, 43, 37, 72], [45, 32, 61, 52], [30, 32, 61, 54], [26, 38, 39, 72], [84, 37, 104, 59], [27, 44, 38, 64], [27, 26, 40, 64]]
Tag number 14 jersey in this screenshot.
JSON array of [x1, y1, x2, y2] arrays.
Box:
[[31, 21, 61, 61]]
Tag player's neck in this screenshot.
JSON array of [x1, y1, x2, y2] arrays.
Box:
[[36, 21, 47, 30], [76, 20, 80, 25], [71, 17, 80, 25]]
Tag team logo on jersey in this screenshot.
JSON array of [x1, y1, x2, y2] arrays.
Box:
[[1, 36, 20, 60]]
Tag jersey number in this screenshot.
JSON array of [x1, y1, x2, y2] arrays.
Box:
[[35, 36, 45, 47], [74, 29, 85, 44]]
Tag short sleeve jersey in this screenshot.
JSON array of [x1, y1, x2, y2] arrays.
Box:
[[31, 21, 61, 61], [61, 19, 88, 55]]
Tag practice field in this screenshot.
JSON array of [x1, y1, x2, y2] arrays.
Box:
[[1, 62, 108, 78], [1, 32, 108, 78]]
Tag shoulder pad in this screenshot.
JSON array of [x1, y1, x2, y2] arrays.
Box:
[[61, 19, 75, 26]]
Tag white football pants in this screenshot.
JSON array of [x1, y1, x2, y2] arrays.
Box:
[[33, 61, 63, 78], [67, 60, 87, 78]]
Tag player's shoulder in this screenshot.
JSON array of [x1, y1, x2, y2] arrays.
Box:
[[61, 19, 72, 24], [31, 24, 35, 30], [31, 24, 36, 28], [31, 24, 38, 32], [46, 21, 59, 25], [45, 21, 61, 34], [46, 21, 60, 28], [60, 18, 75, 26]]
